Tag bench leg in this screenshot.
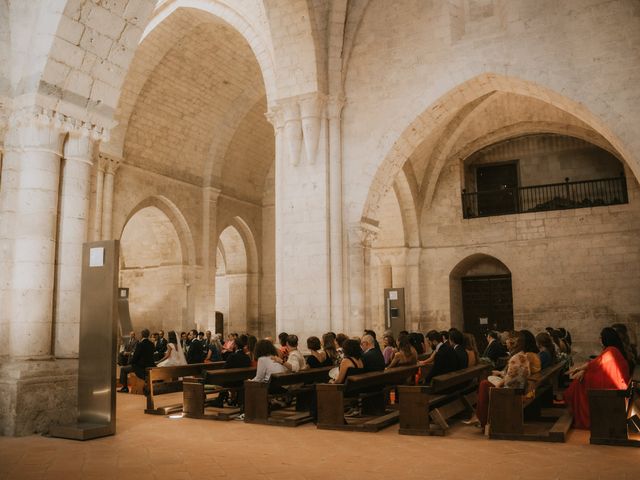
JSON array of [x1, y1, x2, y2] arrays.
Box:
[[317, 389, 346, 426], [244, 382, 269, 422], [489, 388, 524, 436], [183, 382, 204, 417], [398, 387, 430, 434], [589, 390, 629, 443]]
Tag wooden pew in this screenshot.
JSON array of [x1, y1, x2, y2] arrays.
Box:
[[182, 367, 257, 420], [489, 361, 571, 442], [589, 364, 640, 447], [144, 362, 224, 415], [316, 365, 417, 432], [244, 366, 333, 427], [398, 362, 491, 435]]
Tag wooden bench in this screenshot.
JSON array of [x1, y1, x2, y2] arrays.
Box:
[[182, 367, 257, 420], [489, 361, 571, 442], [589, 364, 640, 447], [398, 362, 492, 435], [244, 366, 333, 427], [144, 362, 224, 415], [316, 365, 417, 432]]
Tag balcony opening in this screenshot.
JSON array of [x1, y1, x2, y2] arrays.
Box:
[[461, 134, 628, 219]]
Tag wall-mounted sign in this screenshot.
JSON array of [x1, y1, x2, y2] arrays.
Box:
[[388, 291, 398, 300], [479, 317, 489, 325], [89, 247, 105, 267]]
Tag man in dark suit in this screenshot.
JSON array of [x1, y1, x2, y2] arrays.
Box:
[[423, 330, 458, 383], [449, 328, 468, 370], [186, 329, 206, 364], [361, 334, 385, 372], [119, 328, 155, 393], [482, 331, 507, 364], [212, 334, 252, 407], [154, 330, 168, 361]]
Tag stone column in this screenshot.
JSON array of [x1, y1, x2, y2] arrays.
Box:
[[346, 222, 379, 336], [268, 93, 332, 340], [91, 155, 107, 241], [0, 109, 66, 358], [327, 96, 345, 333], [53, 124, 100, 358], [197, 186, 221, 330], [100, 155, 120, 240]]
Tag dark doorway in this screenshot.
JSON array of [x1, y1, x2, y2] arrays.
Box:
[[461, 274, 514, 352], [215, 311, 224, 338], [476, 162, 519, 216]]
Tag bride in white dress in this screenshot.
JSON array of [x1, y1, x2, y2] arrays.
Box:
[[157, 331, 187, 367]]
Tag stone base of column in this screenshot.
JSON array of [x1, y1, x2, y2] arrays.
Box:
[[0, 359, 78, 436]]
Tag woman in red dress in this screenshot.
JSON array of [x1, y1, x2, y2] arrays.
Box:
[[564, 327, 631, 429]]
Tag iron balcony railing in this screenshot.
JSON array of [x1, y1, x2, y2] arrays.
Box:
[[462, 175, 628, 219]]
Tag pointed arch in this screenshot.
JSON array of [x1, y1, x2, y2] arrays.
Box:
[[361, 73, 640, 227]]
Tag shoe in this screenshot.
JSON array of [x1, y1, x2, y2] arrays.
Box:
[[118, 387, 129, 393], [211, 397, 224, 408], [462, 416, 480, 426], [234, 413, 245, 421], [344, 408, 362, 418]]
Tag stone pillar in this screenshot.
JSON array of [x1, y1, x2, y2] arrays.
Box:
[[100, 155, 120, 240], [346, 222, 379, 336], [1, 109, 66, 359], [268, 93, 332, 340], [91, 155, 107, 241], [53, 124, 100, 358], [327, 96, 345, 333], [197, 186, 221, 330]]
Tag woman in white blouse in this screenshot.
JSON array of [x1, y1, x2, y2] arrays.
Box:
[[251, 339, 287, 382]]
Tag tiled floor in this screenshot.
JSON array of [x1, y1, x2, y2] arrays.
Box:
[[0, 393, 638, 480]]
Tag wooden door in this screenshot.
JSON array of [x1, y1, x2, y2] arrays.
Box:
[[476, 163, 519, 216], [461, 275, 514, 351]]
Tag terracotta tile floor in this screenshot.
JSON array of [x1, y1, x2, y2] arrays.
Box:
[[0, 393, 638, 480]]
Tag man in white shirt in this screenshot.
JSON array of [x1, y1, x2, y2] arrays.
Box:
[[282, 335, 306, 372]]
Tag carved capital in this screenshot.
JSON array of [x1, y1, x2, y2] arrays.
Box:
[[98, 152, 122, 175], [327, 94, 345, 119], [204, 186, 222, 206], [349, 221, 380, 248], [5, 106, 109, 156]]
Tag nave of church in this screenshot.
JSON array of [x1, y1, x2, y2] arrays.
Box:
[[0, 0, 639, 475]]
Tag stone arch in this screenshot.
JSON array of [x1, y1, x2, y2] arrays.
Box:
[[119, 195, 196, 268], [119, 202, 191, 333], [361, 73, 640, 227], [215, 216, 259, 334], [449, 253, 513, 335], [108, 0, 277, 160]]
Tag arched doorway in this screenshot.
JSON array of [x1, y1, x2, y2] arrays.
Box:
[[120, 206, 188, 334], [215, 224, 257, 335], [450, 254, 513, 351]]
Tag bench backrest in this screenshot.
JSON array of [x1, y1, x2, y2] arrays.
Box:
[[204, 367, 257, 386], [343, 366, 417, 395], [269, 366, 333, 390], [429, 362, 491, 393], [527, 361, 565, 389], [146, 362, 224, 384]]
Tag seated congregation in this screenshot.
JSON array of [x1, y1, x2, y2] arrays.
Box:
[[117, 322, 638, 439]]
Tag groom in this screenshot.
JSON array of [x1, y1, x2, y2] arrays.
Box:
[[186, 329, 206, 364], [119, 329, 155, 393]]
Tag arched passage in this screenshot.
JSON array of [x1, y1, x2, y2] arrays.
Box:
[[215, 220, 259, 335], [120, 206, 188, 334]]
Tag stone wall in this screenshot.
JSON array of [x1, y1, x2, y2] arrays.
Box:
[[420, 162, 640, 361]]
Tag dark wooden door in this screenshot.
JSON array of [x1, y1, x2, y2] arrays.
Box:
[[476, 163, 519, 215], [215, 311, 224, 338], [461, 275, 514, 352]]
